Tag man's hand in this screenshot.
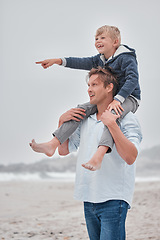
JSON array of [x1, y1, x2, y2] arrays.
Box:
[[58, 108, 86, 127], [36, 59, 62, 69], [100, 110, 120, 127], [101, 110, 138, 165], [58, 108, 85, 156], [107, 99, 124, 115]]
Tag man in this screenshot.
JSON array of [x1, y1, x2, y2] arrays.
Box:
[[58, 67, 142, 240]]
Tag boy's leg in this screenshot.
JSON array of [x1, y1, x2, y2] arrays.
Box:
[[82, 97, 138, 171], [53, 102, 97, 144], [30, 102, 97, 157], [29, 137, 60, 157], [116, 96, 139, 123]]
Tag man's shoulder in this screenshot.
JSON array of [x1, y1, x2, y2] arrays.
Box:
[[121, 112, 141, 128]]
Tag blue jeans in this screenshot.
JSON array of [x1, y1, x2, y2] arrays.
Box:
[[84, 200, 129, 240]]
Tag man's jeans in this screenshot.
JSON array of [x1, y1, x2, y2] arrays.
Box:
[[84, 200, 129, 240]]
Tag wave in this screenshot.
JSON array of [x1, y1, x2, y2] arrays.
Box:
[[0, 172, 160, 182], [0, 172, 76, 182], [135, 176, 160, 182]]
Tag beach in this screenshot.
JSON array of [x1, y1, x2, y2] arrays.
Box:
[[0, 180, 160, 240]]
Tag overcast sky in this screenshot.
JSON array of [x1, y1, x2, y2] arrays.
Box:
[[1, 0, 160, 165]]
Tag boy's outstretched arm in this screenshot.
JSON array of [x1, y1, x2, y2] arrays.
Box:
[[36, 58, 62, 69], [36, 55, 99, 70]]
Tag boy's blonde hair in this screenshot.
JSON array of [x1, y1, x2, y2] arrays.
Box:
[[96, 25, 121, 46]]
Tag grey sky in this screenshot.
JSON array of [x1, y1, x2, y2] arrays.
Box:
[[1, 0, 160, 164]]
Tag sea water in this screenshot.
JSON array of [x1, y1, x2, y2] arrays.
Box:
[[0, 172, 160, 182], [0, 172, 76, 182]]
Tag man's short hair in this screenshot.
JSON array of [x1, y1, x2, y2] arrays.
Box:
[[87, 67, 118, 97], [95, 25, 121, 46]]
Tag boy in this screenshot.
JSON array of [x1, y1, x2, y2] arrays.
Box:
[[30, 25, 141, 171]]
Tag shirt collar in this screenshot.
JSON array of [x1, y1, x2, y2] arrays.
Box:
[[90, 113, 101, 123]]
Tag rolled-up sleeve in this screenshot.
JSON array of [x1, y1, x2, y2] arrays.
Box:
[[121, 113, 143, 153]]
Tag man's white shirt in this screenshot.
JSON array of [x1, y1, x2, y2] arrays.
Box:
[[69, 112, 142, 207]]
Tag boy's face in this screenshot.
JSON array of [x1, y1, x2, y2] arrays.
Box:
[[95, 31, 118, 59]]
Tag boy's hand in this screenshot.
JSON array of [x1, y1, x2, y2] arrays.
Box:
[[36, 59, 62, 69], [58, 108, 86, 127], [107, 99, 124, 115], [101, 110, 120, 127]]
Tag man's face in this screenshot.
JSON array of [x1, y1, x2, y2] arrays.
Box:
[[88, 74, 108, 105], [95, 32, 117, 58]]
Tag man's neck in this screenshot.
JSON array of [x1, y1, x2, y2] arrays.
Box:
[[96, 98, 113, 120]]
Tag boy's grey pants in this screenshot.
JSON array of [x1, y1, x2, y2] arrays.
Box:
[[53, 96, 139, 152]]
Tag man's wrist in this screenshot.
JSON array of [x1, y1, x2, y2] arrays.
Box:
[[107, 119, 117, 129]]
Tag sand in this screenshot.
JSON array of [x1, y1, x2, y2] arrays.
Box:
[[0, 180, 160, 240]]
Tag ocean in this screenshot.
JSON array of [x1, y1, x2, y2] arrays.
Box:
[[0, 172, 76, 182], [0, 172, 160, 182]]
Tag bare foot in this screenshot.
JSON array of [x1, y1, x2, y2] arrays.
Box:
[[82, 161, 101, 171], [82, 146, 109, 171], [29, 137, 60, 157]]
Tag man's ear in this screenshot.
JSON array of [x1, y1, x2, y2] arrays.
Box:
[[106, 83, 114, 93]]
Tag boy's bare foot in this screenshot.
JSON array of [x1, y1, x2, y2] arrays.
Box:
[[82, 146, 109, 171], [29, 137, 60, 157]]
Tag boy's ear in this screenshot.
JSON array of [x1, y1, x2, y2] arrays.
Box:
[[113, 39, 119, 47]]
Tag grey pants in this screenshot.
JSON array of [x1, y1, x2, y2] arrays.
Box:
[[53, 96, 139, 152]]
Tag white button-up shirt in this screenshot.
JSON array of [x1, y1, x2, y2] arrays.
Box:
[[69, 112, 142, 207]]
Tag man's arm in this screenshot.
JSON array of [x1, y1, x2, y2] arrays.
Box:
[[101, 110, 139, 165]]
